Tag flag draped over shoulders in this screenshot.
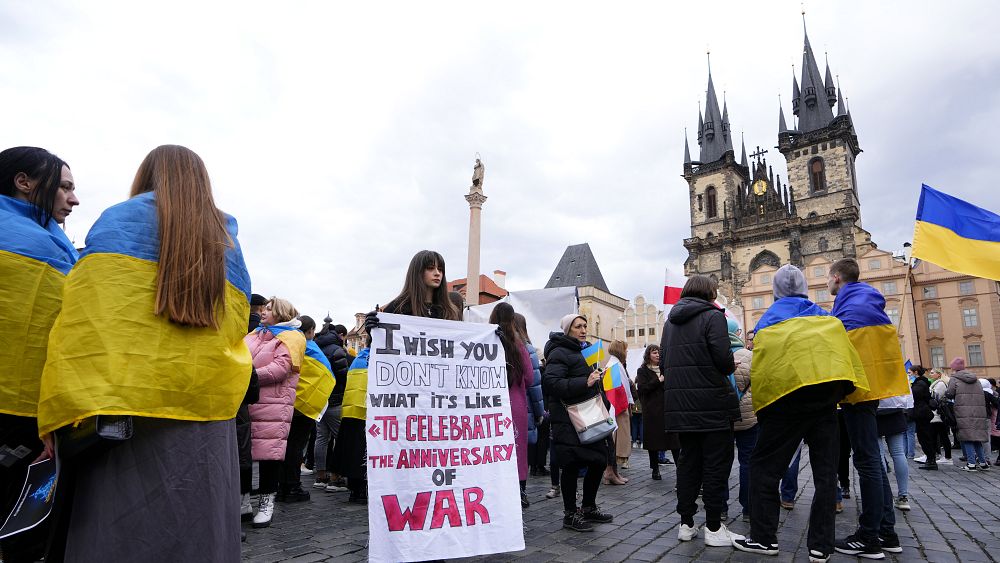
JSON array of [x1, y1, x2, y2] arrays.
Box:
[[342, 348, 369, 421], [750, 296, 868, 412], [260, 325, 306, 370], [0, 195, 79, 417], [37, 192, 253, 435], [832, 282, 909, 404], [295, 339, 335, 421]]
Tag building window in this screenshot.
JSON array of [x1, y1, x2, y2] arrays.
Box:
[[882, 281, 897, 295], [760, 274, 771, 285], [868, 259, 881, 270], [962, 307, 979, 328], [930, 346, 946, 368], [813, 266, 826, 278], [959, 280, 974, 295], [638, 328, 646, 337], [818, 237, 829, 251], [626, 329, 635, 338], [925, 311, 941, 331], [886, 308, 900, 325], [649, 327, 655, 336], [923, 286, 937, 298], [809, 157, 827, 193], [752, 297, 764, 310], [706, 187, 718, 218], [816, 289, 831, 303], [967, 344, 984, 366]]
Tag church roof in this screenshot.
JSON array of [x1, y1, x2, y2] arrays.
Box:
[[793, 18, 837, 133], [545, 243, 610, 293]]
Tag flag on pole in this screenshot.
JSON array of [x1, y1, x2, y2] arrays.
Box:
[[602, 360, 630, 416], [582, 340, 605, 367], [663, 268, 686, 309], [912, 184, 1000, 280]]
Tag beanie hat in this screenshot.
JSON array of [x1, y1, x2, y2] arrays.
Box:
[[950, 357, 966, 371], [250, 293, 268, 307], [560, 314, 585, 334], [773, 264, 808, 299], [726, 318, 740, 335]]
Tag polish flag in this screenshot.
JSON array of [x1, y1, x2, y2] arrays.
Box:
[[663, 268, 685, 310]]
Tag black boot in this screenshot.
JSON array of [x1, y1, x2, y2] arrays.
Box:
[[652, 467, 662, 480]]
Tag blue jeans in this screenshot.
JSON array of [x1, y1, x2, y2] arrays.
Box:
[[734, 424, 760, 515], [882, 432, 909, 497], [630, 412, 643, 443], [842, 401, 896, 542], [905, 419, 916, 458], [780, 444, 802, 502], [962, 441, 987, 465]]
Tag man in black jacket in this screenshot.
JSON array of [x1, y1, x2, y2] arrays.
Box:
[[660, 275, 741, 548], [911, 366, 939, 470], [312, 324, 351, 489]]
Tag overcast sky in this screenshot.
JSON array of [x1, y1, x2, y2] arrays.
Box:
[[4, 1, 999, 327]]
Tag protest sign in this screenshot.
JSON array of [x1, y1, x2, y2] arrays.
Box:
[[367, 313, 524, 562]]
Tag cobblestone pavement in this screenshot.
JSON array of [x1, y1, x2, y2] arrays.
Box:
[[241, 447, 1000, 562]]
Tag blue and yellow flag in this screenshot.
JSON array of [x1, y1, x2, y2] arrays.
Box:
[[295, 339, 336, 421], [37, 192, 253, 435], [582, 340, 606, 367], [912, 184, 1000, 280], [259, 325, 306, 370], [342, 348, 370, 421], [832, 282, 909, 404], [0, 195, 79, 417], [750, 297, 869, 412]]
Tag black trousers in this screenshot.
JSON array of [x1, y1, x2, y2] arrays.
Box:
[[915, 418, 938, 462], [236, 404, 253, 494], [932, 422, 952, 459], [560, 461, 604, 512], [837, 409, 852, 489], [676, 429, 734, 525], [279, 411, 315, 490], [749, 406, 838, 554], [648, 449, 661, 469], [528, 420, 550, 470]]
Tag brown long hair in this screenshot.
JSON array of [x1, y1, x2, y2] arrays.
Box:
[[385, 250, 459, 321], [609, 340, 628, 368], [490, 302, 526, 386], [130, 145, 232, 328]]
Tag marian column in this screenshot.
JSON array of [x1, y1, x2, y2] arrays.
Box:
[[465, 158, 487, 306]]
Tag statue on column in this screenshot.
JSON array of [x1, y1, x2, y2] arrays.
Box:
[[471, 157, 485, 191]]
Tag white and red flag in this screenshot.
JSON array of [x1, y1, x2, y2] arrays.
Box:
[[663, 268, 686, 310]]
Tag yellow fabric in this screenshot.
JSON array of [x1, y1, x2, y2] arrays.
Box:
[[295, 356, 336, 421], [37, 253, 252, 435], [912, 220, 1000, 281], [751, 315, 869, 412], [342, 364, 368, 421], [0, 250, 66, 417], [275, 331, 306, 370], [842, 324, 909, 404]]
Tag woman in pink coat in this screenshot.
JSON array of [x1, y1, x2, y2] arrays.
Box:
[[243, 297, 304, 529], [490, 303, 533, 508]]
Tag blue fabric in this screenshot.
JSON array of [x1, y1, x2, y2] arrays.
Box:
[[830, 282, 891, 331], [962, 441, 987, 465], [350, 348, 370, 370], [734, 424, 759, 515], [780, 444, 802, 502], [305, 339, 333, 373], [754, 296, 831, 333], [917, 184, 1000, 243], [882, 432, 909, 497], [81, 192, 251, 298], [0, 194, 78, 273], [524, 343, 545, 445], [260, 325, 299, 337]]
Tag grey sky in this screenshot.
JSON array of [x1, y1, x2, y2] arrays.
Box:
[[4, 1, 998, 327]]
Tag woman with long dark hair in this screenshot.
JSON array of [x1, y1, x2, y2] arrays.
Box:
[[38, 145, 251, 562], [381, 250, 460, 320], [634, 344, 680, 481], [489, 303, 533, 507], [0, 146, 79, 562]]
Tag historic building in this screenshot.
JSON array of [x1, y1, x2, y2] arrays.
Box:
[[612, 295, 665, 349], [680, 22, 1000, 378], [545, 243, 628, 347]]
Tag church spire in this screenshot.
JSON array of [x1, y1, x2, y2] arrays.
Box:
[[698, 53, 730, 163], [795, 15, 836, 132], [836, 76, 847, 117], [779, 103, 789, 133], [683, 129, 692, 164], [740, 133, 747, 167]]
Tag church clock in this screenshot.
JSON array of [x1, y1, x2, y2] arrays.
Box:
[[752, 178, 768, 196]]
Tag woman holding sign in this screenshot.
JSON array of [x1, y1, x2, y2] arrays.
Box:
[[381, 250, 461, 321], [542, 314, 614, 532]]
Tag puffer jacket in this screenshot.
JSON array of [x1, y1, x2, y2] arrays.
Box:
[[315, 330, 350, 406], [946, 370, 989, 442], [732, 347, 756, 431], [524, 343, 545, 444], [911, 375, 934, 422], [245, 328, 303, 460], [542, 332, 609, 466], [659, 297, 738, 432]]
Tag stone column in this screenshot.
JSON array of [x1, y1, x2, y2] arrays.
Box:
[[465, 190, 487, 305]]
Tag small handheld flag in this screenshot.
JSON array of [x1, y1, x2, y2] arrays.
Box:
[[582, 340, 606, 367], [602, 362, 630, 416]]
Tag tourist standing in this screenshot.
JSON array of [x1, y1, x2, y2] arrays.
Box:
[[659, 275, 741, 548], [635, 345, 679, 481], [946, 358, 990, 471], [912, 366, 941, 470], [877, 395, 911, 511]]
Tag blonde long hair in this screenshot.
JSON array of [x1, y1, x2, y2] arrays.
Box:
[[130, 145, 232, 328]]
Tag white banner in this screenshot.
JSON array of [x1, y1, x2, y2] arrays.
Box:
[[464, 286, 578, 348], [367, 313, 525, 562]]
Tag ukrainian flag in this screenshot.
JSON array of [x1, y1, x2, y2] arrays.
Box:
[[750, 297, 869, 412], [0, 195, 78, 418], [832, 283, 910, 404], [342, 348, 369, 421], [912, 184, 1000, 280], [295, 340, 336, 421], [260, 325, 306, 371], [582, 340, 606, 367], [37, 192, 253, 436]]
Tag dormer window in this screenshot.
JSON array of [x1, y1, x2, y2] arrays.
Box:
[[804, 86, 817, 107], [704, 121, 715, 141]]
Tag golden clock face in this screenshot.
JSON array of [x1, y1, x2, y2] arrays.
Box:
[[752, 179, 768, 196]]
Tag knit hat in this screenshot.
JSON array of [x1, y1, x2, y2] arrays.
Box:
[[250, 293, 268, 307], [726, 318, 740, 335], [950, 357, 966, 371], [560, 313, 585, 334], [773, 264, 808, 299]]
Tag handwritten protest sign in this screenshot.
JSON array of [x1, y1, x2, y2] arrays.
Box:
[[367, 313, 524, 562]]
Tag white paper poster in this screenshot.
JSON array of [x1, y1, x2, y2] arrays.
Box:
[[367, 313, 525, 562]]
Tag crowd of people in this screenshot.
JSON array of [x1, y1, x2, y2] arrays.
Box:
[[2, 145, 998, 563]]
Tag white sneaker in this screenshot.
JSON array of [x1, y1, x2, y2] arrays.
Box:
[[240, 493, 253, 518], [704, 522, 744, 547], [252, 493, 275, 528], [678, 523, 699, 542], [939, 457, 953, 465], [914, 455, 928, 463], [300, 465, 314, 475], [545, 487, 559, 499]]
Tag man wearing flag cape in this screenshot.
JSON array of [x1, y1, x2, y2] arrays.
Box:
[[734, 265, 866, 561], [828, 258, 909, 558]]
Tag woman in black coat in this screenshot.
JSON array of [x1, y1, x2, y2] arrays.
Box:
[[635, 344, 680, 480], [659, 275, 739, 546], [543, 314, 614, 533]]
